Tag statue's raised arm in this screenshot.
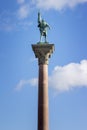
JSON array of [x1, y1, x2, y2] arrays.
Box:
[[37, 12, 50, 43], [38, 12, 42, 24]]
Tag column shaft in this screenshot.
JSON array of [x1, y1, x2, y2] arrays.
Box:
[[38, 64, 49, 130]]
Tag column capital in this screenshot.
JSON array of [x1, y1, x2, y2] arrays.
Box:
[[32, 44, 54, 65]]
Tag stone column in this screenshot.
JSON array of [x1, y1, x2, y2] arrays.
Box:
[[32, 44, 54, 130]]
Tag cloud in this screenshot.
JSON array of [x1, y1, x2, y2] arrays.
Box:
[[49, 60, 87, 92], [0, 0, 32, 31], [0, 11, 16, 31], [15, 78, 38, 91], [17, 4, 30, 19], [0, 22, 15, 31], [15, 60, 87, 92], [17, 0, 25, 4], [0, 10, 32, 31], [32, 0, 87, 10], [16, 0, 32, 19], [18, 21, 33, 29]]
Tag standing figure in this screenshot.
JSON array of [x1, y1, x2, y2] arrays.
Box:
[[38, 12, 50, 43]]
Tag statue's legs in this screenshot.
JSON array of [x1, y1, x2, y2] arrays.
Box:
[[45, 35, 47, 43], [40, 35, 42, 42], [40, 33, 47, 43]]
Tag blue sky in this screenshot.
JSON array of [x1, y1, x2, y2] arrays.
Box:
[[0, 0, 87, 130]]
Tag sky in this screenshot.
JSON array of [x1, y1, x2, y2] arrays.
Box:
[[0, 0, 87, 130]]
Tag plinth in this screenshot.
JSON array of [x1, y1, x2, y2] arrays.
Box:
[[32, 44, 54, 130]]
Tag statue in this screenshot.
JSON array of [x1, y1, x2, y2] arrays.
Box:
[[38, 12, 50, 43]]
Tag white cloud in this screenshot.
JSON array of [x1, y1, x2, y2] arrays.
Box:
[[32, 0, 87, 10], [15, 60, 87, 92], [0, 11, 16, 31], [0, 1, 32, 31], [49, 60, 87, 92], [15, 78, 38, 91], [18, 21, 33, 30], [17, 0, 31, 19], [0, 23, 15, 31], [0, 11, 32, 31], [17, 4, 30, 19], [17, 0, 25, 4]]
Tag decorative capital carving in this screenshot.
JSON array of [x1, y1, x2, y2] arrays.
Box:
[[32, 44, 54, 65]]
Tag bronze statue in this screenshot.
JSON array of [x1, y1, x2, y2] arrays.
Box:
[[38, 12, 50, 43]]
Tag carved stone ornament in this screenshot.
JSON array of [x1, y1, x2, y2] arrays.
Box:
[[32, 44, 54, 65]]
